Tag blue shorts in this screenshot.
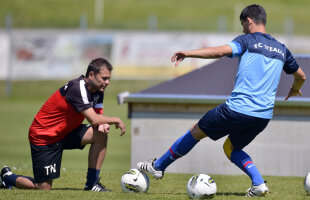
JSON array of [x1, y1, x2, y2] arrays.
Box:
[[198, 103, 269, 150]]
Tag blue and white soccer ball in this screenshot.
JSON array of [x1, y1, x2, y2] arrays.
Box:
[[304, 172, 310, 195], [187, 174, 217, 199], [120, 168, 150, 193]]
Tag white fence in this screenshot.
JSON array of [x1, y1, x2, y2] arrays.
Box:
[[1, 29, 310, 80]]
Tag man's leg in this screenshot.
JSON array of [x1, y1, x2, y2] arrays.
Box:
[[81, 127, 110, 191], [1, 166, 52, 190], [223, 137, 268, 196], [137, 123, 206, 179], [2, 139, 64, 190], [223, 137, 264, 185]]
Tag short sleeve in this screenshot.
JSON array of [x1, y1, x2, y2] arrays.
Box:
[[65, 82, 92, 113], [283, 48, 299, 74], [226, 35, 247, 58]]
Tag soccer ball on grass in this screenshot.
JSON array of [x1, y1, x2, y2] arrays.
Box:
[[120, 168, 150, 193], [187, 174, 217, 199], [305, 172, 310, 195]]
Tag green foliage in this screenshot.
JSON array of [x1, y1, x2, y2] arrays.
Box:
[[0, 80, 308, 199], [1, 0, 310, 35]]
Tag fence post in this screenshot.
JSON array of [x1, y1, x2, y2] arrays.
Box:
[[217, 15, 227, 33], [5, 13, 12, 97], [148, 14, 158, 32], [284, 17, 294, 48], [94, 0, 104, 26]]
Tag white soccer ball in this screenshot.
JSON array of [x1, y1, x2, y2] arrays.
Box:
[[187, 174, 217, 199], [304, 172, 310, 195], [120, 168, 150, 193]]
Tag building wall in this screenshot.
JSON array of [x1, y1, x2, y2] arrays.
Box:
[[131, 112, 310, 177]]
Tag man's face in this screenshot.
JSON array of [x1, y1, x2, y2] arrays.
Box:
[[89, 66, 111, 92]]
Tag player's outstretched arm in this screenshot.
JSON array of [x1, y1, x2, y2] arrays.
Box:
[[285, 67, 306, 101], [171, 45, 232, 67], [82, 108, 126, 136]]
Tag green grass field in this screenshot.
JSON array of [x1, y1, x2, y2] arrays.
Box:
[[1, 0, 310, 35], [0, 80, 309, 200]]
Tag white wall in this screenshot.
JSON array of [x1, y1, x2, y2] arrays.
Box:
[[131, 113, 310, 177]]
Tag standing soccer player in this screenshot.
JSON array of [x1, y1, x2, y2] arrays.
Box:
[[137, 4, 306, 197], [0, 58, 126, 192]]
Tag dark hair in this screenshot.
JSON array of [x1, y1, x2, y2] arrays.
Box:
[[86, 58, 113, 77], [240, 4, 267, 25]]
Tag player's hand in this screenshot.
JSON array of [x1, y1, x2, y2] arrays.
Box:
[[115, 118, 126, 136], [97, 124, 110, 134], [171, 51, 187, 67], [284, 88, 302, 101]]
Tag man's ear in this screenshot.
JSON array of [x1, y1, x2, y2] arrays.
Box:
[[88, 71, 95, 80], [247, 17, 254, 24]]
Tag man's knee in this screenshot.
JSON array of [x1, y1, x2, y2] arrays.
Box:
[[82, 128, 108, 145], [223, 137, 234, 160], [94, 130, 108, 145], [35, 181, 52, 190], [190, 123, 207, 140]]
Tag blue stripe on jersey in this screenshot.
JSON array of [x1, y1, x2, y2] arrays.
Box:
[[229, 41, 242, 57], [226, 32, 299, 119]]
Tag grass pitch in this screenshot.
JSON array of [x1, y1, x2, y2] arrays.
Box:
[[1, 0, 310, 35], [0, 80, 308, 200]]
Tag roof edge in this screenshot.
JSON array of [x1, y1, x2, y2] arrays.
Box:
[[125, 93, 310, 107]]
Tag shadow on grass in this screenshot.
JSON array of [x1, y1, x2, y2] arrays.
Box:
[[146, 192, 186, 195], [52, 188, 83, 191], [217, 192, 246, 197], [146, 192, 246, 197]]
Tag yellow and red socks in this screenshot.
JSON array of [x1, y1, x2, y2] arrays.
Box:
[[231, 150, 264, 186], [154, 130, 199, 171]]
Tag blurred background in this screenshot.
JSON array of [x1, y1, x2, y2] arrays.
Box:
[[0, 0, 310, 181], [1, 0, 310, 85]]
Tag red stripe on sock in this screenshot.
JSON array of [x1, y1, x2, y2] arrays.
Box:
[[243, 161, 253, 170], [169, 147, 179, 159]]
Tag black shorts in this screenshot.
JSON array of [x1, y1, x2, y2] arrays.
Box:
[[198, 103, 270, 150], [30, 124, 91, 183]]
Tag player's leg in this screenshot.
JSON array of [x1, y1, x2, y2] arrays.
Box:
[[0, 166, 36, 189], [223, 117, 270, 197], [137, 124, 202, 179], [223, 137, 265, 185], [137, 103, 230, 179], [1, 166, 53, 190], [81, 128, 108, 170], [155, 123, 204, 169], [224, 137, 268, 197], [1, 140, 62, 190], [76, 125, 110, 192]]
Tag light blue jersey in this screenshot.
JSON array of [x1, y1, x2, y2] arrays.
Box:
[[226, 32, 299, 119]]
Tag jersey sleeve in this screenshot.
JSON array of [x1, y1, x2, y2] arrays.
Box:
[[65, 82, 92, 113], [283, 48, 299, 74], [226, 35, 247, 58], [93, 92, 104, 114]]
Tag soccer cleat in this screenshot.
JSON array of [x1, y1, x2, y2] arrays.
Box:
[[84, 179, 112, 192], [0, 166, 13, 189], [246, 181, 269, 197], [137, 158, 164, 179]]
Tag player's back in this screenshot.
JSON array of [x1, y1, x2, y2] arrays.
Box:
[[227, 33, 298, 119]]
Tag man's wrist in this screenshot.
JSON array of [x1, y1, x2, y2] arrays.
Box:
[[290, 87, 300, 92]]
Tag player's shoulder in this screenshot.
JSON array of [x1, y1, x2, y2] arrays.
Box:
[[60, 75, 86, 95]]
